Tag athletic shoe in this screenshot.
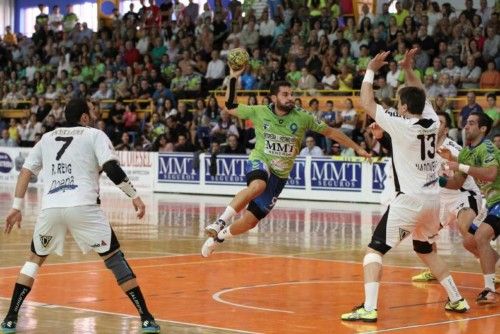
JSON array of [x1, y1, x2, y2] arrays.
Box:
[[141, 318, 160, 333], [205, 219, 226, 238], [1, 317, 17, 334], [411, 269, 436, 282], [476, 288, 497, 305], [445, 298, 470, 313], [341, 304, 377, 322], [201, 237, 223, 258]]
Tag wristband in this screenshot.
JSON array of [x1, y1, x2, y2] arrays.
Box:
[[362, 69, 375, 84], [117, 179, 139, 199], [12, 197, 24, 211], [458, 164, 470, 174]]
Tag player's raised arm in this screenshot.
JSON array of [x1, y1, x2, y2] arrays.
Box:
[[399, 48, 424, 91], [361, 51, 391, 120], [224, 66, 245, 117]]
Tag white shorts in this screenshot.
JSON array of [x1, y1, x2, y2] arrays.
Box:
[[371, 193, 441, 250], [32, 205, 112, 256], [440, 191, 482, 227]]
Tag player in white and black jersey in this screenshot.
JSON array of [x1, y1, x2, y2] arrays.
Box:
[[341, 49, 470, 323], [1, 99, 160, 333]]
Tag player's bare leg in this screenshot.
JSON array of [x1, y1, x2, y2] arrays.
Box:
[[474, 223, 499, 304], [416, 246, 470, 312], [1, 253, 47, 333], [205, 179, 266, 238]]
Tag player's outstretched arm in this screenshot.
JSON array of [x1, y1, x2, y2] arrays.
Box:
[[445, 161, 497, 183], [321, 127, 371, 159], [399, 48, 424, 91], [361, 51, 391, 120], [440, 172, 466, 190], [225, 66, 245, 117], [102, 160, 145, 218], [4, 168, 33, 234]]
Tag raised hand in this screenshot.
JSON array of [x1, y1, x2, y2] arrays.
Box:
[[399, 48, 418, 70], [367, 51, 391, 72], [229, 66, 245, 78]]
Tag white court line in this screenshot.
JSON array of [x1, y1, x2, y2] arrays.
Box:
[[359, 313, 500, 334], [0, 297, 261, 334], [212, 280, 483, 315], [219, 251, 489, 276]]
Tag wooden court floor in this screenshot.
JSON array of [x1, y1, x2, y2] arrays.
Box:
[[0, 186, 498, 333]]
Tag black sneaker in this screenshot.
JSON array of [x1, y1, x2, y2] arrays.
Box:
[[141, 318, 160, 333], [1, 316, 17, 333]]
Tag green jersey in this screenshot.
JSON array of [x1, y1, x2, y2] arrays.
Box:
[[236, 104, 328, 178], [458, 139, 500, 207]]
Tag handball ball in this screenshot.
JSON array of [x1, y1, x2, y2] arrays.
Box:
[[227, 48, 250, 71]]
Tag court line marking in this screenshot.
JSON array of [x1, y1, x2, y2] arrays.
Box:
[[0, 297, 261, 334], [219, 251, 490, 276], [359, 313, 500, 334], [212, 280, 483, 314]]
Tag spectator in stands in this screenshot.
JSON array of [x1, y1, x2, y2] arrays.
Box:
[[297, 67, 317, 92], [330, 142, 342, 156], [91, 82, 113, 102], [480, 61, 500, 89], [114, 132, 134, 151], [174, 134, 196, 152], [166, 116, 188, 143], [210, 110, 238, 143], [386, 60, 400, 89], [459, 92, 484, 144], [423, 75, 440, 99], [375, 76, 394, 101], [206, 50, 225, 91], [300, 136, 323, 157], [436, 73, 457, 98], [7, 118, 19, 144], [484, 93, 499, 130], [339, 98, 357, 138], [338, 64, 353, 91], [3, 26, 17, 46], [44, 115, 56, 132], [0, 129, 17, 147], [460, 55, 482, 89], [63, 5, 78, 33], [223, 133, 245, 154], [48, 99, 65, 125]]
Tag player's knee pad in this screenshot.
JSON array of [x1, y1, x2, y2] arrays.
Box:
[[368, 238, 391, 255], [104, 251, 136, 285], [20, 262, 40, 279], [363, 253, 382, 266], [413, 240, 433, 254]]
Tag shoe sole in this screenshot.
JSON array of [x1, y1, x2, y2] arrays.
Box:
[[341, 318, 377, 323], [142, 330, 160, 334], [412, 278, 437, 282], [476, 300, 497, 305], [205, 228, 218, 238], [445, 307, 469, 313]]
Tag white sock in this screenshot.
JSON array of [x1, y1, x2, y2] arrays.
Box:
[[484, 274, 495, 291], [219, 206, 237, 222], [218, 226, 233, 240], [440, 276, 462, 302], [364, 282, 379, 311]]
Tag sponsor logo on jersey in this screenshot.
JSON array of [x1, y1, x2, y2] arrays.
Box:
[[398, 228, 410, 241], [39, 235, 53, 248], [263, 133, 297, 157], [0, 152, 13, 173]]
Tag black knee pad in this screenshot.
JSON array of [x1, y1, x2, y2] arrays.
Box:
[[413, 240, 433, 254], [483, 215, 500, 240], [104, 250, 136, 285], [98, 230, 121, 257], [368, 238, 392, 255]]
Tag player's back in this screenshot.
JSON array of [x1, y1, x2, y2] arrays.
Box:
[[375, 102, 440, 197], [25, 126, 116, 210]]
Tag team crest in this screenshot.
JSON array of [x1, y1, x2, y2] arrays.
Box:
[[39, 235, 52, 248], [290, 123, 298, 134], [398, 228, 410, 241]]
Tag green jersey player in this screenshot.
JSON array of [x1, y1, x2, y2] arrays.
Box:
[[440, 111, 500, 305], [201, 67, 371, 257]]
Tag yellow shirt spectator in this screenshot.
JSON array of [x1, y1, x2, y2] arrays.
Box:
[[393, 9, 409, 27]]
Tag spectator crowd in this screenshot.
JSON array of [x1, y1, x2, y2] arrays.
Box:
[[0, 0, 499, 157]]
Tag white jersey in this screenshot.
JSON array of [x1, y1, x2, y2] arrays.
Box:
[[375, 100, 440, 197], [439, 137, 481, 198], [23, 126, 117, 210]]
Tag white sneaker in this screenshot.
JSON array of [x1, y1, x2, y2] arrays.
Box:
[[201, 237, 219, 258], [205, 219, 226, 238]]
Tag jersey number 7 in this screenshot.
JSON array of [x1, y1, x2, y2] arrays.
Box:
[[55, 136, 74, 161]]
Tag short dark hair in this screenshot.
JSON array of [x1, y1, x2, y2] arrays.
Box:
[[270, 81, 292, 96], [398, 87, 426, 115], [486, 93, 497, 101], [469, 111, 493, 135], [437, 112, 451, 128], [65, 98, 89, 124], [309, 98, 319, 106]]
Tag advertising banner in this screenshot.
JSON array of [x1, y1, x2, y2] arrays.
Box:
[[158, 153, 199, 184], [310, 158, 362, 191]]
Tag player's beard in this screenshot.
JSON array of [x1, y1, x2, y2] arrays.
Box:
[[277, 100, 294, 114]]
